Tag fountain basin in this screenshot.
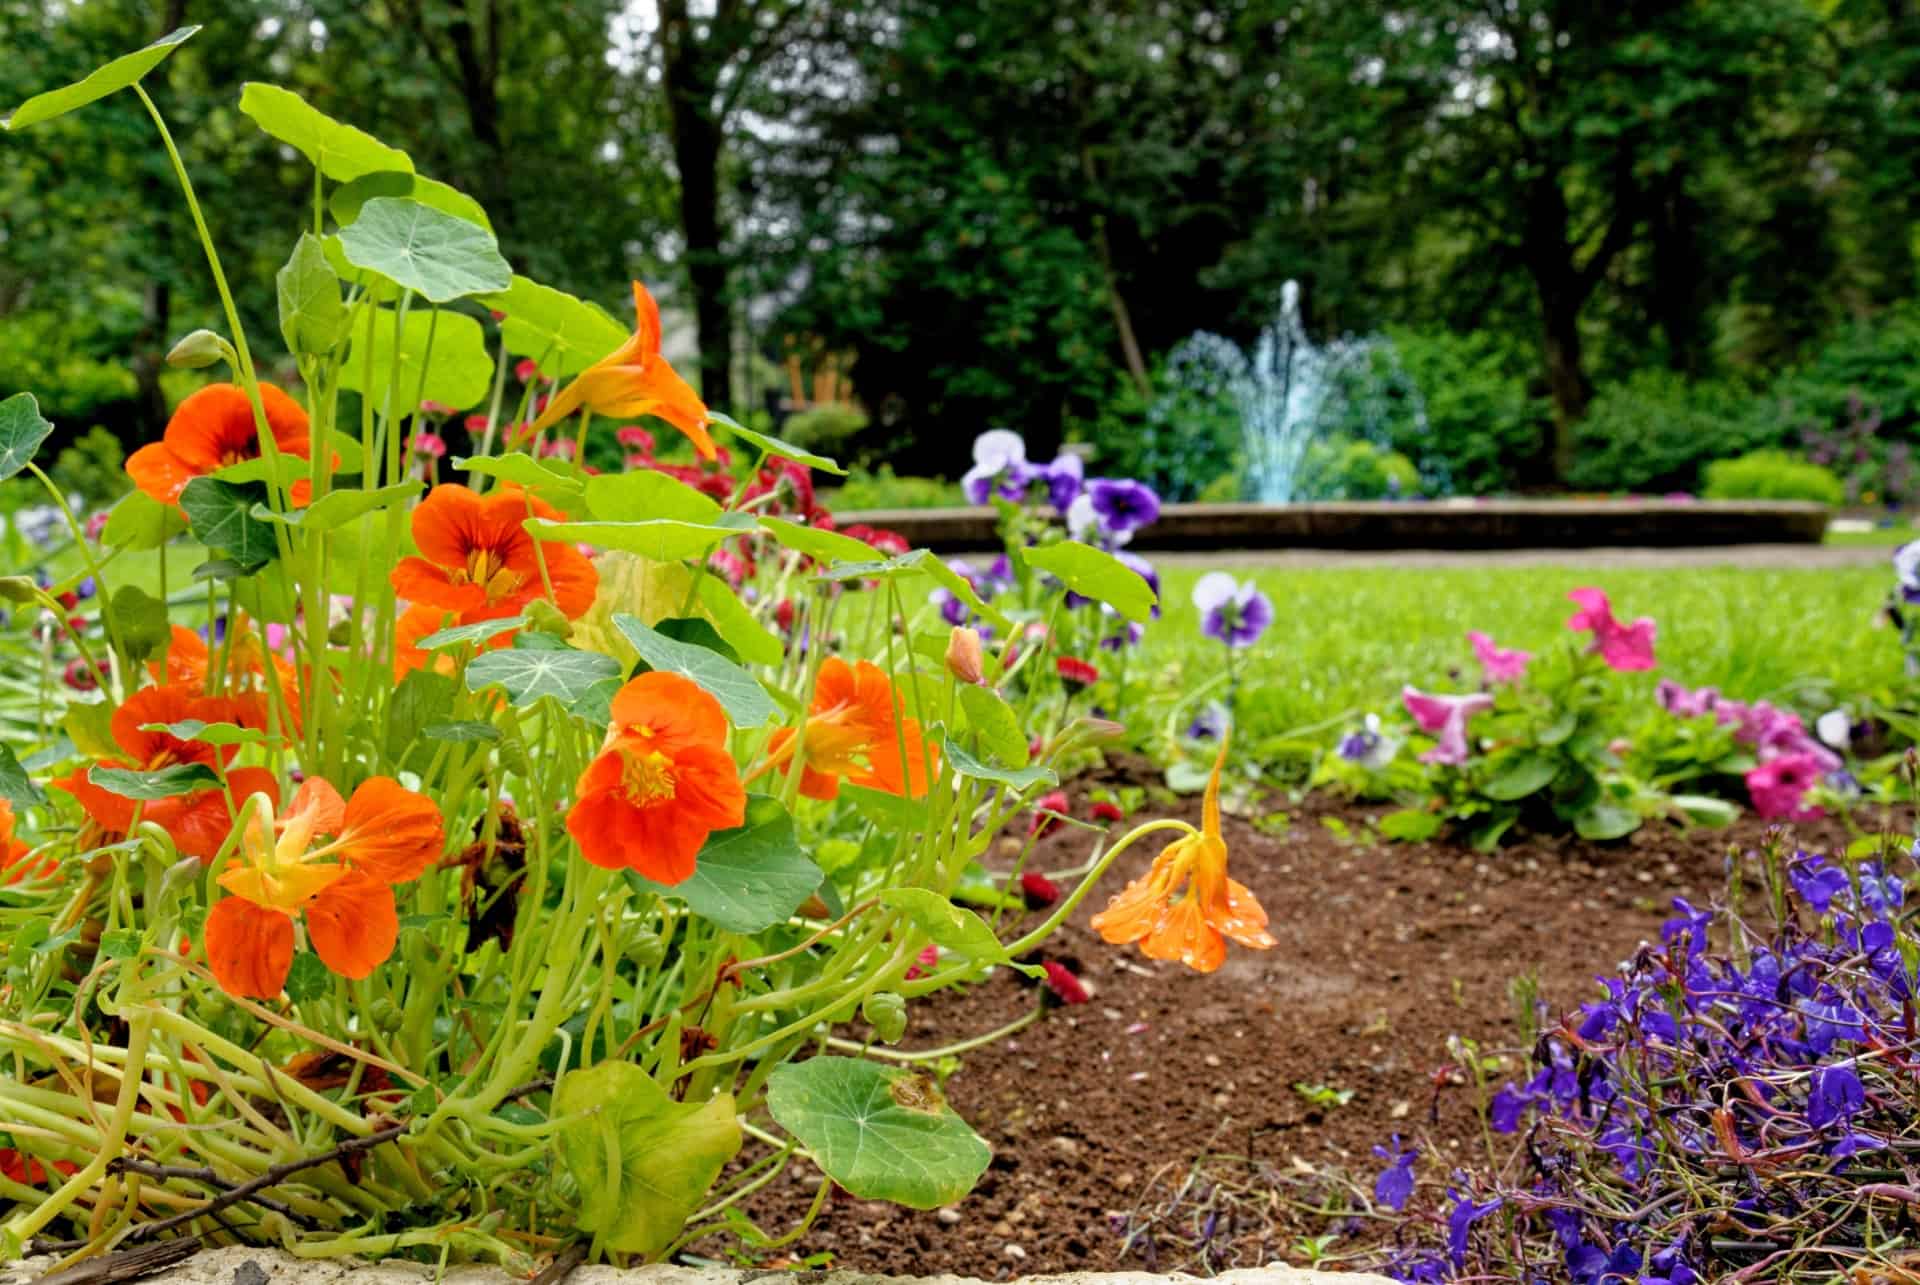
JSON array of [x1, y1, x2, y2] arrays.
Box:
[[839, 499, 1831, 554]]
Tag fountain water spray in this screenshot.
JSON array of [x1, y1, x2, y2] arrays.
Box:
[[1166, 280, 1432, 502]]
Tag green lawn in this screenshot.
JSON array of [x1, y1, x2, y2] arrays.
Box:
[[1825, 520, 1916, 548], [1140, 564, 1901, 747]]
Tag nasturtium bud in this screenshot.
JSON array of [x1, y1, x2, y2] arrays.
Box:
[[862, 991, 908, 1044], [522, 598, 572, 639], [166, 329, 234, 370], [623, 929, 666, 969], [369, 997, 403, 1032], [0, 576, 39, 604], [945, 626, 985, 685]]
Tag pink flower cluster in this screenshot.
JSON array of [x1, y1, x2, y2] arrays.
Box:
[[1657, 681, 1841, 821]]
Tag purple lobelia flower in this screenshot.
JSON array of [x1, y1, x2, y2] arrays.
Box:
[[1806, 1062, 1865, 1131], [1446, 1191, 1502, 1268], [1192, 572, 1273, 648], [1371, 1136, 1417, 1211], [1086, 477, 1160, 534]]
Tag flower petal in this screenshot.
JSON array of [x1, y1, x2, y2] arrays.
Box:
[[204, 895, 295, 999], [306, 875, 399, 980], [340, 776, 444, 883]]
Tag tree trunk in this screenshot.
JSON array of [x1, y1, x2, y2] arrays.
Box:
[[1539, 295, 1592, 480], [661, 0, 734, 409], [1649, 171, 1707, 376]]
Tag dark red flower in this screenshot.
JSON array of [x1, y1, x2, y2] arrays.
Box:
[[62, 658, 98, 692], [1089, 800, 1126, 824], [1056, 656, 1100, 693], [1041, 960, 1089, 1006], [1020, 870, 1061, 908], [1030, 789, 1071, 837], [774, 599, 797, 632]]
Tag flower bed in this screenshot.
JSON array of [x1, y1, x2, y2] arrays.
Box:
[[0, 39, 1277, 1268]]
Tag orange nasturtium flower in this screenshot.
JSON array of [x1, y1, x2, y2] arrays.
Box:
[[154, 624, 301, 734], [1089, 737, 1275, 973], [126, 383, 315, 508], [567, 671, 746, 884], [757, 657, 937, 802], [523, 282, 715, 459], [0, 798, 54, 885], [391, 484, 598, 626], [51, 685, 279, 862], [205, 776, 444, 999]]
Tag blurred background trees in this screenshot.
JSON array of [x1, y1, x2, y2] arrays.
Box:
[[4, 0, 1919, 497]]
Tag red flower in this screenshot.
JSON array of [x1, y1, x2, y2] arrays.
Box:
[[774, 599, 797, 633], [1030, 789, 1071, 837], [903, 943, 940, 980], [1089, 800, 1126, 824], [842, 523, 909, 556], [1056, 656, 1100, 693], [62, 658, 97, 692], [1020, 871, 1061, 908], [1041, 960, 1089, 1005], [616, 425, 657, 453]]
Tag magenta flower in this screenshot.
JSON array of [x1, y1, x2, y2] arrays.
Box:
[[409, 430, 447, 459], [1746, 753, 1827, 821], [1402, 686, 1494, 766], [1466, 630, 1531, 683], [1566, 587, 1657, 671]]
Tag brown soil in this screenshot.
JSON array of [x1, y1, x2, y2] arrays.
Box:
[[739, 767, 1871, 1279]]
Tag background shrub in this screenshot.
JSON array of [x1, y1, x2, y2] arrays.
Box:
[[1702, 448, 1846, 504], [1563, 372, 1775, 493], [824, 464, 965, 510]]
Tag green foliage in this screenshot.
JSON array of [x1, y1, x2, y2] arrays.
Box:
[[1295, 438, 1422, 501], [824, 465, 964, 511], [1703, 450, 1846, 505], [779, 403, 869, 453], [1767, 303, 1920, 444], [1373, 329, 1550, 495], [50, 426, 128, 506], [1564, 373, 1773, 493]]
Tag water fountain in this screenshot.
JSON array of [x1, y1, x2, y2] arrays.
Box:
[[1166, 279, 1433, 503]]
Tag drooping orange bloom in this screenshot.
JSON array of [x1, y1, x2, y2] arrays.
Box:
[[757, 657, 937, 802], [1089, 737, 1274, 973], [154, 624, 302, 735], [126, 383, 314, 508], [390, 484, 598, 626], [204, 775, 444, 999], [566, 671, 746, 884], [0, 798, 54, 885], [51, 684, 279, 862], [522, 282, 714, 459]]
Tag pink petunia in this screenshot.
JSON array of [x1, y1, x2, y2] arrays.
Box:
[[1566, 587, 1657, 672], [1466, 630, 1531, 684], [1401, 686, 1494, 766], [1746, 753, 1827, 821]]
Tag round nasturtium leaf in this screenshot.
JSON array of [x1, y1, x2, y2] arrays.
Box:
[[336, 197, 511, 304], [766, 1056, 992, 1209], [552, 1062, 741, 1256], [238, 83, 413, 183], [338, 307, 494, 411]]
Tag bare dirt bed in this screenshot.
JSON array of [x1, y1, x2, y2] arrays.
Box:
[[742, 764, 1875, 1278]]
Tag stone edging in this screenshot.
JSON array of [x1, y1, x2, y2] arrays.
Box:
[[836, 499, 1831, 553], [7, 1246, 1398, 1285]]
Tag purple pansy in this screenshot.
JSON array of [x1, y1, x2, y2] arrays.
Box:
[[1192, 572, 1273, 648], [1086, 477, 1161, 534]]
